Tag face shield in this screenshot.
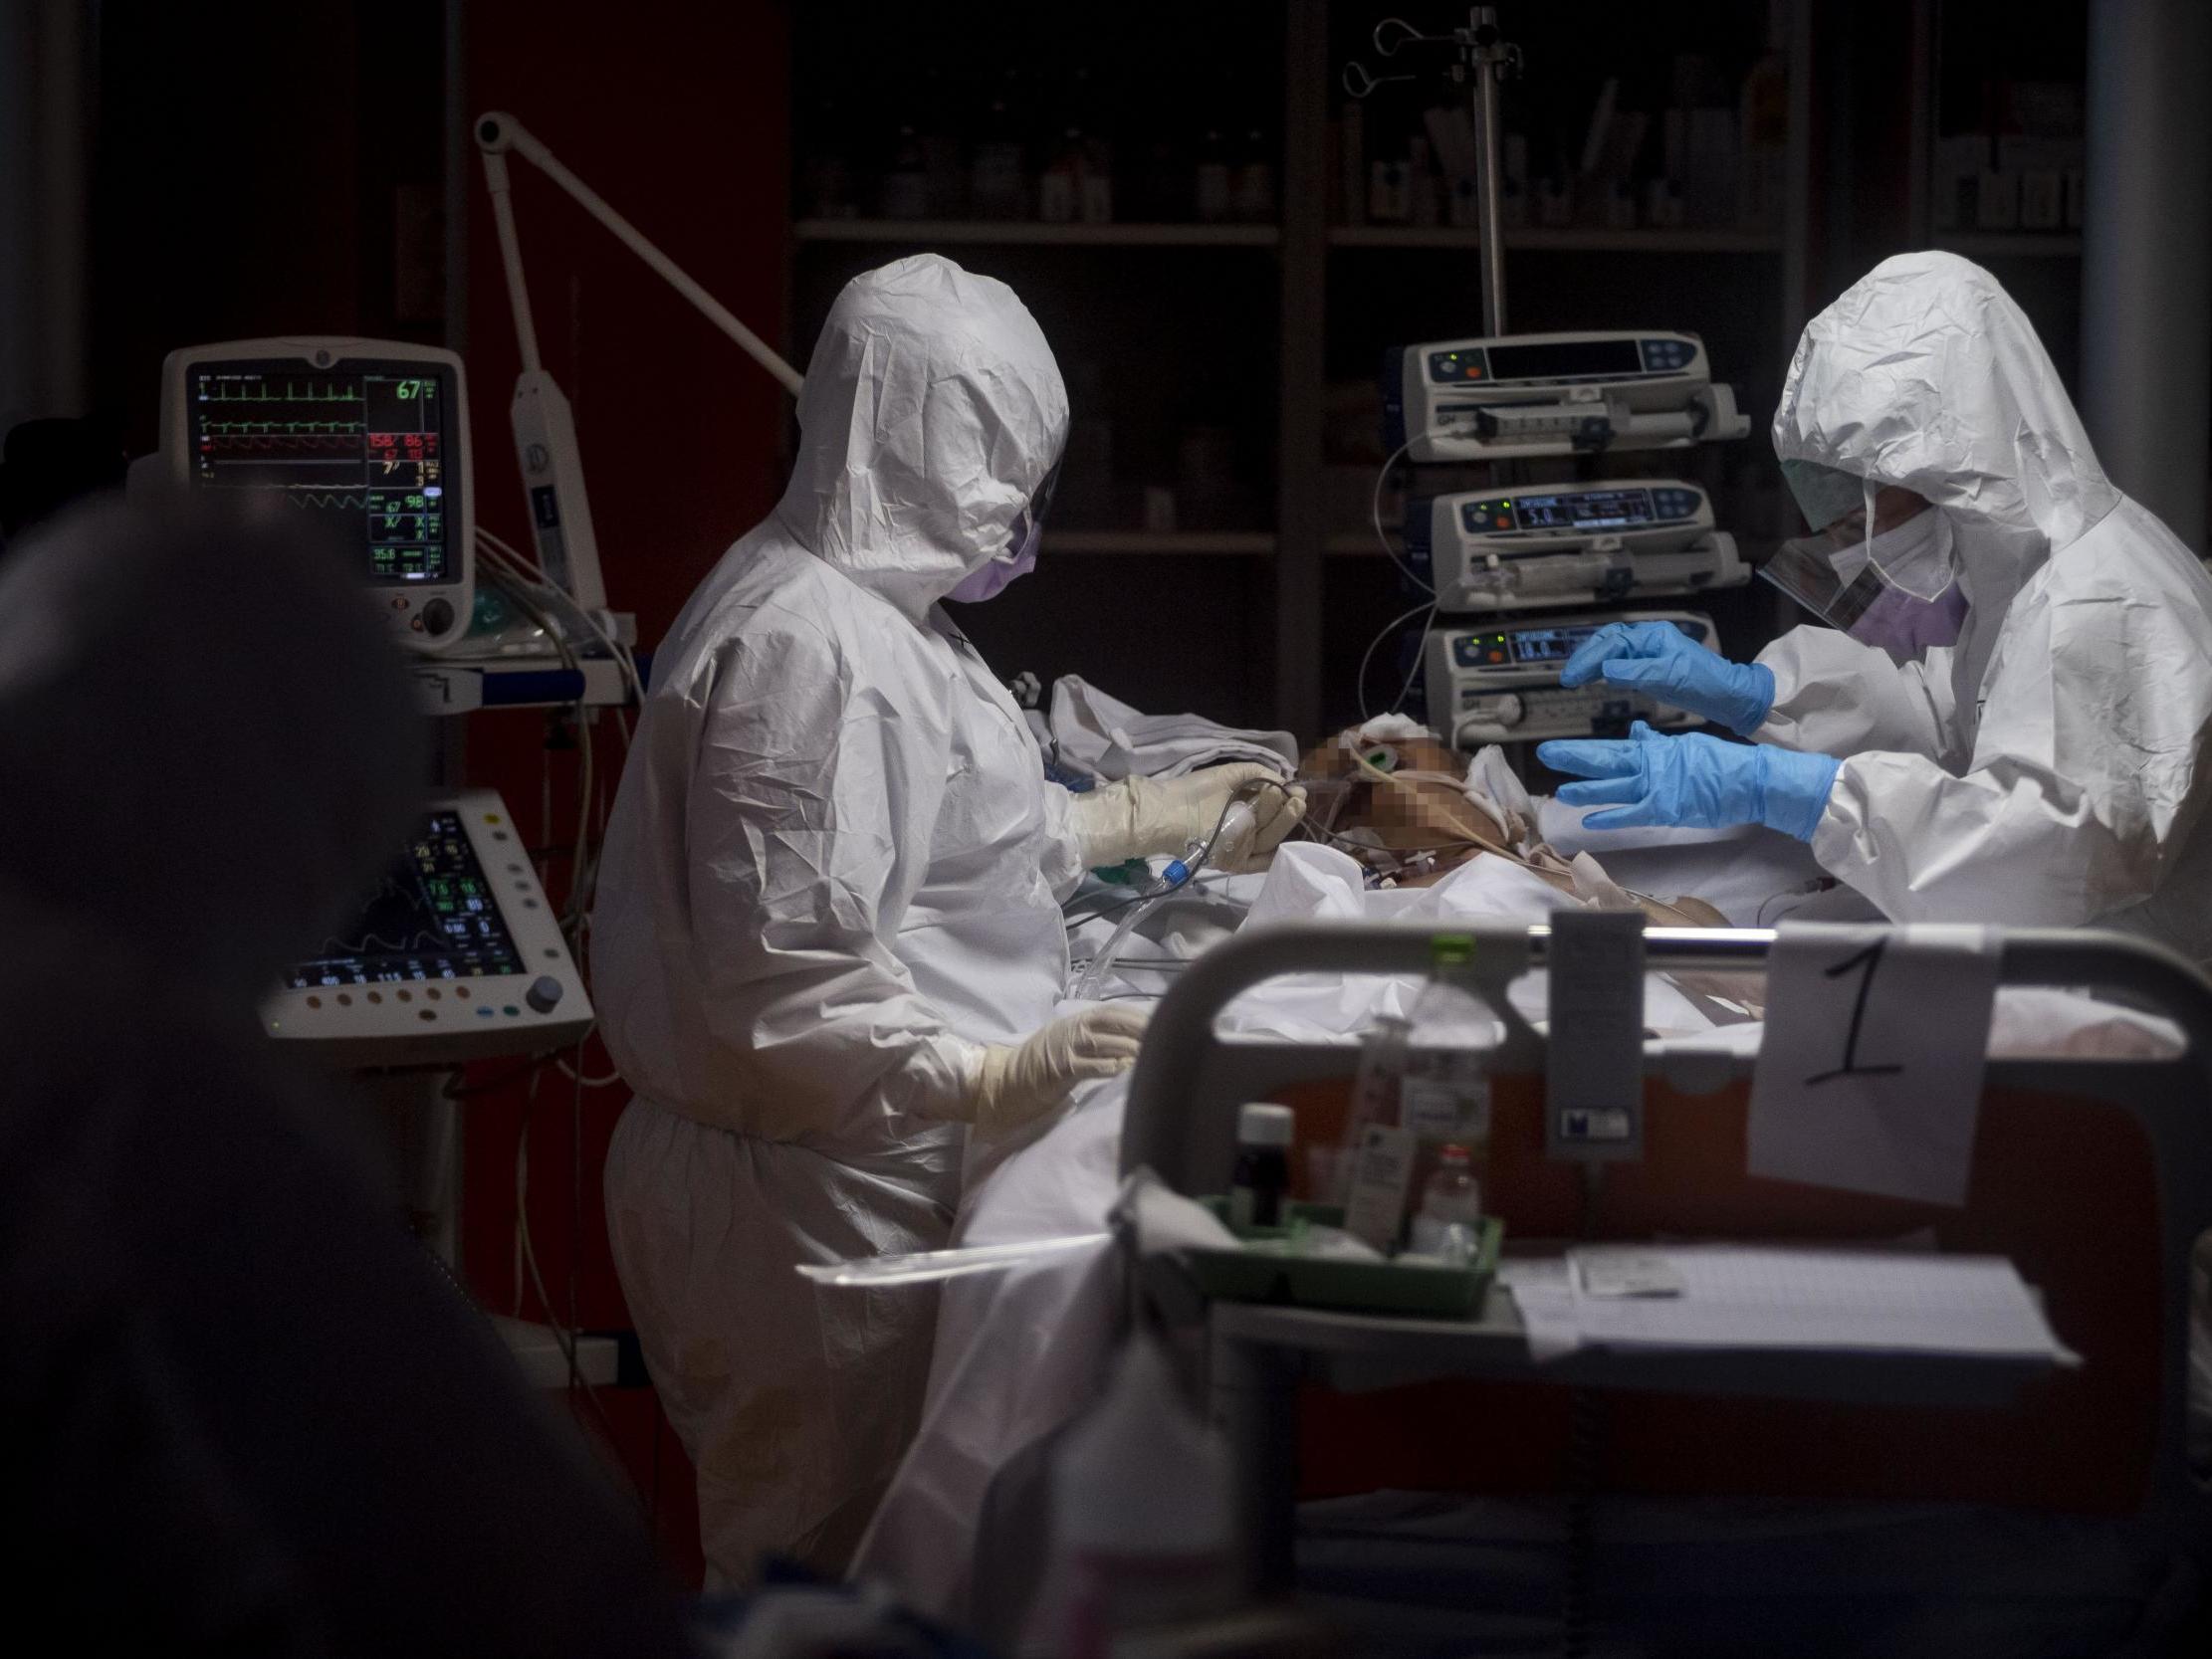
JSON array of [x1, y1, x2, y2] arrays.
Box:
[[1762, 462, 1965, 660]]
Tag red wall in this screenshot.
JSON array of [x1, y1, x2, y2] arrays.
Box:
[[455, 0, 792, 1585]]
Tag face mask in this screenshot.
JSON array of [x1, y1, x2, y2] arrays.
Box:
[[1858, 479, 1954, 602], [946, 511, 1040, 604], [1846, 573, 1968, 661], [947, 458, 1060, 605]]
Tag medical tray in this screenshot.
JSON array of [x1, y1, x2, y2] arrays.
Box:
[[1185, 1200, 1501, 1319]]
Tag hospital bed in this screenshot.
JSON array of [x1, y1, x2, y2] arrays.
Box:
[[1120, 922, 2212, 1654]]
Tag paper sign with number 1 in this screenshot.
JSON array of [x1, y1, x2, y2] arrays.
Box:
[[1747, 923, 2000, 1206]]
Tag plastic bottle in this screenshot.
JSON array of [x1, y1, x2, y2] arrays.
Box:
[[1039, 126, 1084, 223], [1399, 937, 1498, 1207], [1194, 127, 1231, 222], [1331, 1012, 1410, 1204], [1409, 1142, 1482, 1262], [1229, 1102, 1293, 1229], [1051, 1335, 1239, 1658], [1232, 125, 1276, 222], [970, 73, 1027, 220], [880, 124, 930, 219]]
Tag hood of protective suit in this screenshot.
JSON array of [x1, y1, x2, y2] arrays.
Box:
[[1773, 251, 2121, 582], [0, 500, 426, 999], [776, 254, 1069, 623]]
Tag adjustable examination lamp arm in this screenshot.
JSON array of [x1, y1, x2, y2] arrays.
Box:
[[474, 110, 803, 396]]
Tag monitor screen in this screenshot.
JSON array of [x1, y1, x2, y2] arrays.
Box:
[[1467, 489, 1658, 533], [285, 811, 523, 987], [1508, 625, 1598, 664], [188, 360, 455, 584], [1484, 338, 1645, 381]]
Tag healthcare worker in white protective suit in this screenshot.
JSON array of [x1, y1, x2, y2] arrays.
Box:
[[590, 254, 1299, 1583], [1538, 252, 2212, 962]]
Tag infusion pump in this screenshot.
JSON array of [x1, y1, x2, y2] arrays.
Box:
[[1408, 478, 1747, 613], [1425, 609, 1718, 746], [1384, 330, 1750, 463]]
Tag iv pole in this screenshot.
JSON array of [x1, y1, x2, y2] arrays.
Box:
[[1349, 10, 1523, 334], [472, 110, 803, 615]]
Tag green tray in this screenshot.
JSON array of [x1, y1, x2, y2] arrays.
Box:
[[1182, 1199, 1502, 1319]]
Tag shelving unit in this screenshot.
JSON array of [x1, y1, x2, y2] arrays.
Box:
[[1329, 226, 1785, 253], [787, 0, 1816, 737], [1932, 231, 2083, 259], [794, 218, 1280, 248], [1047, 529, 1276, 555]]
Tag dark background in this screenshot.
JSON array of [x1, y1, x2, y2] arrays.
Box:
[[24, 0, 2162, 1583]]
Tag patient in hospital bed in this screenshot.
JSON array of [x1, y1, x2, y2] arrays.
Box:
[[853, 716, 2201, 1650]]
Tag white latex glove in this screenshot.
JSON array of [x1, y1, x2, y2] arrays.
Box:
[[1069, 762, 1304, 873], [964, 1005, 1151, 1134]]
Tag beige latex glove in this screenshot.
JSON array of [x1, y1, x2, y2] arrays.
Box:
[[964, 1005, 1151, 1134], [1068, 762, 1305, 873]]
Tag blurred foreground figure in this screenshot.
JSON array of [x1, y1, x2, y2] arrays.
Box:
[[0, 503, 691, 1656]]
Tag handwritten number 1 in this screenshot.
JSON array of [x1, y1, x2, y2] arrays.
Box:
[[1806, 939, 1903, 1085]]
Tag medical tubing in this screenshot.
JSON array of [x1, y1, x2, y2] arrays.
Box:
[[1070, 797, 1257, 1000], [1358, 597, 1440, 721], [1371, 435, 1437, 594]]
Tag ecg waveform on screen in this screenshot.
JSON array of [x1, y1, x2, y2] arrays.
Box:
[[193, 368, 450, 586], [284, 815, 525, 988], [202, 421, 365, 438], [202, 380, 366, 403]]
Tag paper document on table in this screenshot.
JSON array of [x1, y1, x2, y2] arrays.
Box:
[[1546, 1245, 2075, 1363], [1748, 923, 2000, 1205]]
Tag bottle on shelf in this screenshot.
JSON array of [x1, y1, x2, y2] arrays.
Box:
[[1336, 100, 1366, 226], [799, 95, 858, 220], [970, 71, 1028, 220], [1195, 126, 1232, 223], [916, 64, 964, 218], [1232, 125, 1276, 222], [1066, 63, 1116, 224], [880, 123, 930, 220], [1039, 125, 1085, 224], [1409, 134, 1440, 227]]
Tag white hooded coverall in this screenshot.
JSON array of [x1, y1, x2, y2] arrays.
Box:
[[592, 256, 1085, 1580], [1757, 252, 2212, 962]]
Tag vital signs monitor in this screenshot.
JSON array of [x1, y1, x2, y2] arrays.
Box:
[[264, 789, 591, 1066], [145, 337, 474, 654]]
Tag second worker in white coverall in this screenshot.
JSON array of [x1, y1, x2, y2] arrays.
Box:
[[588, 254, 1297, 1581]]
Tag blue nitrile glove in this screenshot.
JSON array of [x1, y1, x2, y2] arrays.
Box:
[[1537, 721, 1841, 842], [1558, 621, 1776, 736]]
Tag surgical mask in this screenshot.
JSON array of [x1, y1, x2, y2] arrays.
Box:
[[1847, 573, 1968, 662], [947, 513, 1039, 603], [1858, 480, 1954, 601], [947, 457, 1060, 605]]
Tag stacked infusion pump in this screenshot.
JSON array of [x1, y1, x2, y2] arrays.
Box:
[[1383, 330, 1753, 747]]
